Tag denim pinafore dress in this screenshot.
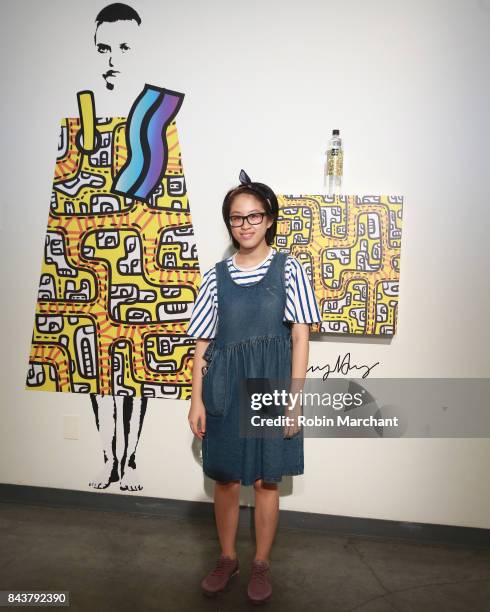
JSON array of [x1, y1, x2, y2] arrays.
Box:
[[201, 250, 304, 485]]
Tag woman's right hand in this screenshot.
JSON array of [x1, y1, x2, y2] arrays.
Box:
[[188, 401, 206, 439], [188, 338, 210, 439]]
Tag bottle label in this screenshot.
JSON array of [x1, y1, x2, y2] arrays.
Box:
[[327, 149, 343, 175]]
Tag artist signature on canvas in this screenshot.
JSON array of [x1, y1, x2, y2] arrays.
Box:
[[307, 352, 379, 379]]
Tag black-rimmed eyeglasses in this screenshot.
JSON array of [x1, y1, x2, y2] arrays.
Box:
[[229, 212, 268, 227]]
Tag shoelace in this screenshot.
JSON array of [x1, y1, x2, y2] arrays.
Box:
[[211, 557, 236, 577], [251, 563, 269, 584]]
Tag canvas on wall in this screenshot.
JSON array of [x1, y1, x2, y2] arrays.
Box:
[[25, 86, 201, 399], [274, 195, 403, 336]]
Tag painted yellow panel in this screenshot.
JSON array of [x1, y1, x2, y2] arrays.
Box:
[[275, 195, 403, 335], [26, 96, 200, 398]]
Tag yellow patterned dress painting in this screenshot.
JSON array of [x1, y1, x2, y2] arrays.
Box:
[[26, 85, 200, 399], [275, 195, 403, 335]]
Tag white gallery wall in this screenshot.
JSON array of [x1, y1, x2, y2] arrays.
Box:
[[1, 0, 489, 527]]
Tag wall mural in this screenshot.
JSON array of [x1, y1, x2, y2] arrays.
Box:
[[22, 3, 403, 493], [274, 195, 403, 336], [25, 3, 200, 491]]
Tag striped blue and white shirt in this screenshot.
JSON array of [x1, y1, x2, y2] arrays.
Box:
[[186, 247, 322, 339]]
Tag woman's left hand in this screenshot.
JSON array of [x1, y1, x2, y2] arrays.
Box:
[[283, 402, 302, 439]]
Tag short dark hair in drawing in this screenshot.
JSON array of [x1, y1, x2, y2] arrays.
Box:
[[95, 3, 142, 30]]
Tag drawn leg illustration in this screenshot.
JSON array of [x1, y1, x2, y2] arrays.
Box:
[[120, 396, 147, 491], [89, 394, 119, 489], [89, 394, 147, 491]]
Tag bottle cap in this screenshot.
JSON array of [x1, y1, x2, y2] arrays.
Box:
[[332, 129, 340, 135]]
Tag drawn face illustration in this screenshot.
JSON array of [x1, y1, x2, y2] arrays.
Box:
[[94, 19, 139, 90]]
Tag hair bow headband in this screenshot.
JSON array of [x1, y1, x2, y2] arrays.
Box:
[[239, 169, 252, 185], [238, 169, 271, 205]]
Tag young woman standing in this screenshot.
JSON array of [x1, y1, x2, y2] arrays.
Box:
[[187, 170, 321, 604]]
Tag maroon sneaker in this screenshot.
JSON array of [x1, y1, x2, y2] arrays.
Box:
[[247, 559, 272, 604], [201, 553, 239, 596]]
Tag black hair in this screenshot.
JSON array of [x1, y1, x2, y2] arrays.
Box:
[[95, 3, 142, 27], [222, 180, 279, 250]]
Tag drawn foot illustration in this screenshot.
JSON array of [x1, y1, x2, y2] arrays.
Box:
[[120, 464, 143, 491], [89, 461, 119, 489]]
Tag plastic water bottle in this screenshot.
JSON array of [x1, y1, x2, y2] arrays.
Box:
[[324, 129, 343, 195]]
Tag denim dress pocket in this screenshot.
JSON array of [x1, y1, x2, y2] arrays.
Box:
[[201, 343, 227, 417]]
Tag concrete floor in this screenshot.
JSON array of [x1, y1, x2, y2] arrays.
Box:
[[1, 502, 490, 612]]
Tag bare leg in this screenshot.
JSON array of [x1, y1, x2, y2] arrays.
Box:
[[253, 479, 279, 564], [214, 480, 240, 559]]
